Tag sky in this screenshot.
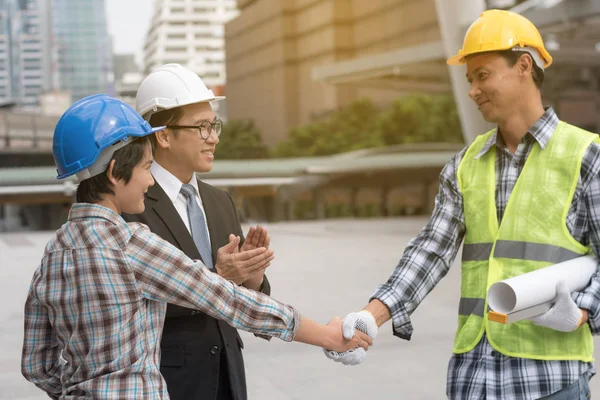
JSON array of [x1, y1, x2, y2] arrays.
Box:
[[105, 0, 154, 65]]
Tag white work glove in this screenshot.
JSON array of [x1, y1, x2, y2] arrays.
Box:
[[323, 310, 378, 366], [323, 347, 367, 366], [530, 280, 584, 333]]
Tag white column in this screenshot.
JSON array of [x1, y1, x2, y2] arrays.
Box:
[[4, 204, 21, 231], [434, 0, 494, 144]]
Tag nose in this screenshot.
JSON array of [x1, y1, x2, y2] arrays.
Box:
[[148, 171, 155, 188], [206, 128, 219, 145], [469, 82, 481, 101]]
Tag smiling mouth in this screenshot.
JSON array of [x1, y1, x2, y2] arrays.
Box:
[[202, 150, 214, 156]]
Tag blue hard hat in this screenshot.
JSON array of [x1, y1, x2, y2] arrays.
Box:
[[53, 94, 164, 180]]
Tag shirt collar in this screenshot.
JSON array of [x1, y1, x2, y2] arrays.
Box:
[[150, 161, 200, 203], [67, 203, 125, 225], [474, 107, 559, 159]]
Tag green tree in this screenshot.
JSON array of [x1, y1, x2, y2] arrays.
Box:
[[377, 94, 463, 145], [328, 97, 384, 151], [217, 119, 269, 159], [421, 94, 463, 143], [273, 94, 464, 158], [272, 98, 383, 157]]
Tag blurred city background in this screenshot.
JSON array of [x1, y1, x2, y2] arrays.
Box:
[[2, 1, 600, 398], [1, 0, 599, 231]]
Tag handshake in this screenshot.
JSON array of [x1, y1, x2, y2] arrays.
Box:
[[324, 310, 379, 366]]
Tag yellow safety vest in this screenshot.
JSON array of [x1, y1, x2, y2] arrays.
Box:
[[454, 121, 596, 361]]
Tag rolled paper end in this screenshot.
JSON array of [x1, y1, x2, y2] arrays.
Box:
[[488, 311, 508, 324]]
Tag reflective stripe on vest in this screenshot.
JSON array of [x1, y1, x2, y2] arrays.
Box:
[[459, 240, 582, 317], [458, 297, 485, 317], [463, 240, 581, 263]]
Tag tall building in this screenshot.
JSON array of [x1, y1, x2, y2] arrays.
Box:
[[143, 0, 238, 89], [0, 0, 53, 109], [113, 54, 142, 107], [51, 0, 113, 102], [113, 54, 139, 83], [225, 0, 444, 145]]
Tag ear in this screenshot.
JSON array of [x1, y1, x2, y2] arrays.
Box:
[[154, 130, 171, 149], [106, 159, 119, 186], [517, 53, 534, 77]]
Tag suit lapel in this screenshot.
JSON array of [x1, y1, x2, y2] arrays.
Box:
[[146, 181, 202, 261], [197, 180, 221, 266]]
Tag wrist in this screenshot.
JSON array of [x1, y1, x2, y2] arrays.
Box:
[[243, 275, 264, 291], [364, 299, 391, 327], [215, 265, 231, 282], [321, 325, 337, 349]]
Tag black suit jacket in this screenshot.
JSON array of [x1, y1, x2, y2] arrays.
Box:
[[123, 179, 270, 400]]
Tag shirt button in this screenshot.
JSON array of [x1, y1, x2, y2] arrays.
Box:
[[491, 351, 497, 357], [210, 346, 219, 355], [191, 310, 199, 316]]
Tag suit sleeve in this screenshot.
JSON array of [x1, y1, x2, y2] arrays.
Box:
[[224, 191, 272, 296]]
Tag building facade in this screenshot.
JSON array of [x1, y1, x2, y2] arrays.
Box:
[[226, 0, 600, 146], [51, 0, 113, 102], [225, 0, 441, 145], [144, 0, 238, 89], [0, 0, 53, 109]]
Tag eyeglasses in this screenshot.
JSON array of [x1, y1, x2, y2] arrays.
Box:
[[166, 119, 222, 140]]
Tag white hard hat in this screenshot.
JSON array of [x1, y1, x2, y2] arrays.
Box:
[[136, 63, 225, 120]]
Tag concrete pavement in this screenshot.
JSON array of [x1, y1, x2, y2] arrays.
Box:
[[3, 217, 600, 399]]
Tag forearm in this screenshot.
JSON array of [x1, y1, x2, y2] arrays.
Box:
[[22, 291, 64, 396], [293, 316, 333, 348], [577, 169, 600, 334], [371, 238, 461, 339], [573, 265, 600, 334], [22, 350, 64, 396], [369, 155, 465, 339], [129, 229, 298, 339], [144, 260, 299, 340], [198, 273, 299, 340]]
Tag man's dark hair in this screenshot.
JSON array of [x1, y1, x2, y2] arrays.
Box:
[[146, 107, 185, 149], [76, 136, 151, 203], [498, 49, 544, 89]]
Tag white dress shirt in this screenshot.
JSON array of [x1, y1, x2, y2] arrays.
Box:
[[150, 161, 212, 248]]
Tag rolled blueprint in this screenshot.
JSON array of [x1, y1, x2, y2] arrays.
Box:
[[487, 255, 598, 322]]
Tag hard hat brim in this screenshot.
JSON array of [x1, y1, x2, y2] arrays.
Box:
[[56, 125, 167, 180], [446, 48, 552, 68], [139, 96, 227, 121], [447, 54, 465, 66]]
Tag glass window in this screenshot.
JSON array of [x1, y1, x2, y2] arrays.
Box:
[[166, 46, 188, 52]]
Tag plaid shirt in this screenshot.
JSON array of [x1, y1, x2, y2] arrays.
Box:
[[373, 108, 600, 399], [21, 204, 299, 400]]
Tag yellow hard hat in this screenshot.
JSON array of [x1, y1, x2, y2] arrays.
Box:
[[447, 9, 553, 68]]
